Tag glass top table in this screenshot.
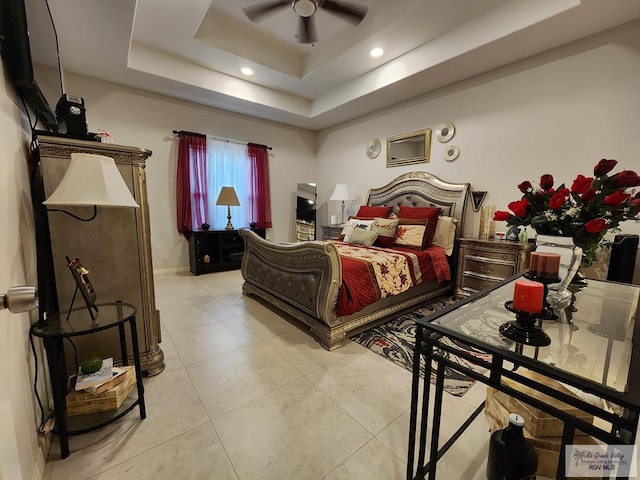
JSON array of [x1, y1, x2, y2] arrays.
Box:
[[429, 279, 639, 395], [407, 276, 640, 480], [31, 302, 136, 338]]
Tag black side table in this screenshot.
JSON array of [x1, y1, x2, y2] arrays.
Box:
[[30, 301, 146, 458]]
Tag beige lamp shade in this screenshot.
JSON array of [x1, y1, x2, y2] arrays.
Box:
[[43, 153, 139, 208], [329, 184, 350, 201], [215, 186, 241, 206]]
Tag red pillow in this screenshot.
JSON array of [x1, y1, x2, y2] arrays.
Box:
[[356, 205, 393, 218], [397, 206, 441, 246]]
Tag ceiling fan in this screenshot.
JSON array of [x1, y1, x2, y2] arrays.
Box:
[[242, 0, 368, 44]]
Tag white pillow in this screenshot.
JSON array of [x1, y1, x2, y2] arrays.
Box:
[[431, 216, 458, 255], [341, 219, 374, 243]]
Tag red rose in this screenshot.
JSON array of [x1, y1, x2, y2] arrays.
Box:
[[594, 159, 617, 177], [493, 211, 511, 221], [581, 189, 597, 202], [549, 192, 567, 209], [604, 190, 631, 206], [613, 170, 640, 187], [518, 181, 532, 193], [571, 174, 593, 194], [584, 218, 610, 234], [508, 200, 528, 218], [540, 174, 554, 191], [631, 198, 640, 212]]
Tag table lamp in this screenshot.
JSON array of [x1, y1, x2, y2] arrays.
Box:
[[329, 184, 350, 225], [39, 153, 139, 318], [43, 153, 139, 217], [216, 186, 241, 230]]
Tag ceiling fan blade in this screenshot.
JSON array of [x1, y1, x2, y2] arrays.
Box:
[[297, 15, 318, 44], [243, 0, 290, 22], [320, 0, 367, 25]]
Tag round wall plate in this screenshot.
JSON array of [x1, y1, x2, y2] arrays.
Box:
[[366, 139, 381, 159], [444, 145, 460, 162], [436, 122, 455, 143]]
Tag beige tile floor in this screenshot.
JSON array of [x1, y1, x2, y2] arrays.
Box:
[[42, 270, 498, 480]]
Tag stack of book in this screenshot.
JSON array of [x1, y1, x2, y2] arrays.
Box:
[[66, 358, 136, 416]]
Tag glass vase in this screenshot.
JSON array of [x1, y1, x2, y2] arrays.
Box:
[[535, 234, 583, 310]]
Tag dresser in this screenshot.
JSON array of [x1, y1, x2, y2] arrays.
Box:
[[456, 237, 534, 295], [37, 135, 164, 376]]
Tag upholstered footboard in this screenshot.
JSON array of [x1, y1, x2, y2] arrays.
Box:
[[239, 229, 455, 350]]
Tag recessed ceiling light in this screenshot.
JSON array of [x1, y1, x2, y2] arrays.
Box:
[[241, 67, 254, 76], [370, 48, 384, 58]]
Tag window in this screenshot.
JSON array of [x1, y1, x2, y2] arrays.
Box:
[[176, 132, 271, 235]]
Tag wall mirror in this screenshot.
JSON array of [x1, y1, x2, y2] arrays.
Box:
[[295, 183, 316, 241], [386, 128, 431, 167]]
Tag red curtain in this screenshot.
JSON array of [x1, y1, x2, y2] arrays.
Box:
[[176, 132, 207, 236], [248, 144, 272, 229]]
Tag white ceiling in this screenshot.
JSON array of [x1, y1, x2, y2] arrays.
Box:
[[43, 0, 640, 130]]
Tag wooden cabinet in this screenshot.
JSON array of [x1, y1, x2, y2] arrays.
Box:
[[189, 228, 266, 275], [457, 237, 534, 295], [37, 135, 164, 376], [321, 225, 343, 240]]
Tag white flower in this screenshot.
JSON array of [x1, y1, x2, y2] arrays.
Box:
[[561, 206, 580, 219], [543, 211, 558, 222]]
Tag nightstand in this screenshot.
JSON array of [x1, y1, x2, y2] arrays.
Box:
[[456, 237, 534, 295], [321, 225, 343, 240]]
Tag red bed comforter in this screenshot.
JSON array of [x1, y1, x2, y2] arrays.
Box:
[[332, 242, 451, 317]]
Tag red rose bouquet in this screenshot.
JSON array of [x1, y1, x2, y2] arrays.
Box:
[[494, 159, 640, 266]]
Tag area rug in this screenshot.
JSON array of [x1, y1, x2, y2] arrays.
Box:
[[351, 295, 492, 397]]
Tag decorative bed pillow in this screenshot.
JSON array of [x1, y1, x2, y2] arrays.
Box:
[[346, 229, 378, 247], [393, 219, 429, 250], [341, 219, 374, 243], [372, 217, 399, 248], [397, 206, 442, 246], [356, 205, 394, 218], [431, 216, 458, 255]]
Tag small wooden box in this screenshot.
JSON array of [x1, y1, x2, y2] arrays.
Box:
[[485, 388, 596, 479], [66, 366, 136, 416], [493, 370, 594, 438]]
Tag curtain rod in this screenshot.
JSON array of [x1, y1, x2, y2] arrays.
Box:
[[172, 130, 272, 150]]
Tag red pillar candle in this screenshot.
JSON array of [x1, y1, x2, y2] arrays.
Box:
[[529, 252, 561, 279], [512, 278, 544, 314]]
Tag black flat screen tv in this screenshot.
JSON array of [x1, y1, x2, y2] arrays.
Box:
[[0, 0, 59, 131]]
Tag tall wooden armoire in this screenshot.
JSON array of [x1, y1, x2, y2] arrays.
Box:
[[37, 134, 164, 376]]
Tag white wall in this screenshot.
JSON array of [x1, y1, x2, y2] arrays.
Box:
[[46, 72, 318, 271], [317, 21, 640, 281], [0, 69, 48, 480]]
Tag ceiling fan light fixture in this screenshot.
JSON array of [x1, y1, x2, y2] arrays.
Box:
[[370, 47, 384, 58], [293, 0, 317, 17]]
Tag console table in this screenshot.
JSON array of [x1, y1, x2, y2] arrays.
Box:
[[407, 276, 640, 480], [31, 302, 146, 459], [189, 228, 266, 275]]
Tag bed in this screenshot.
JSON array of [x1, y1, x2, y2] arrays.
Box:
[[240, 171, 470, 350]]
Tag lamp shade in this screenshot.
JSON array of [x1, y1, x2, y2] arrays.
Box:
[[216, 186, 241, 206], [329, 184, 350, 201], [43, 153, 139, 208]]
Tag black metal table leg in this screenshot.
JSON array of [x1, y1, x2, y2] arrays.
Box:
[[128, 316, 146, 419], [43, 336, 70, 459]]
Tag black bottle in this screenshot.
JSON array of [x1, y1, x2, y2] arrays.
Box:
[[487, 413, 537, 480]]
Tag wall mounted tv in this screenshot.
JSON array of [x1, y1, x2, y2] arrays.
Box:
[[0, 0, 61, 132]]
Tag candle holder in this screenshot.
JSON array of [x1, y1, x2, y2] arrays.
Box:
[[523, 271, 562, 320], [500, 301, 552, 347]]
